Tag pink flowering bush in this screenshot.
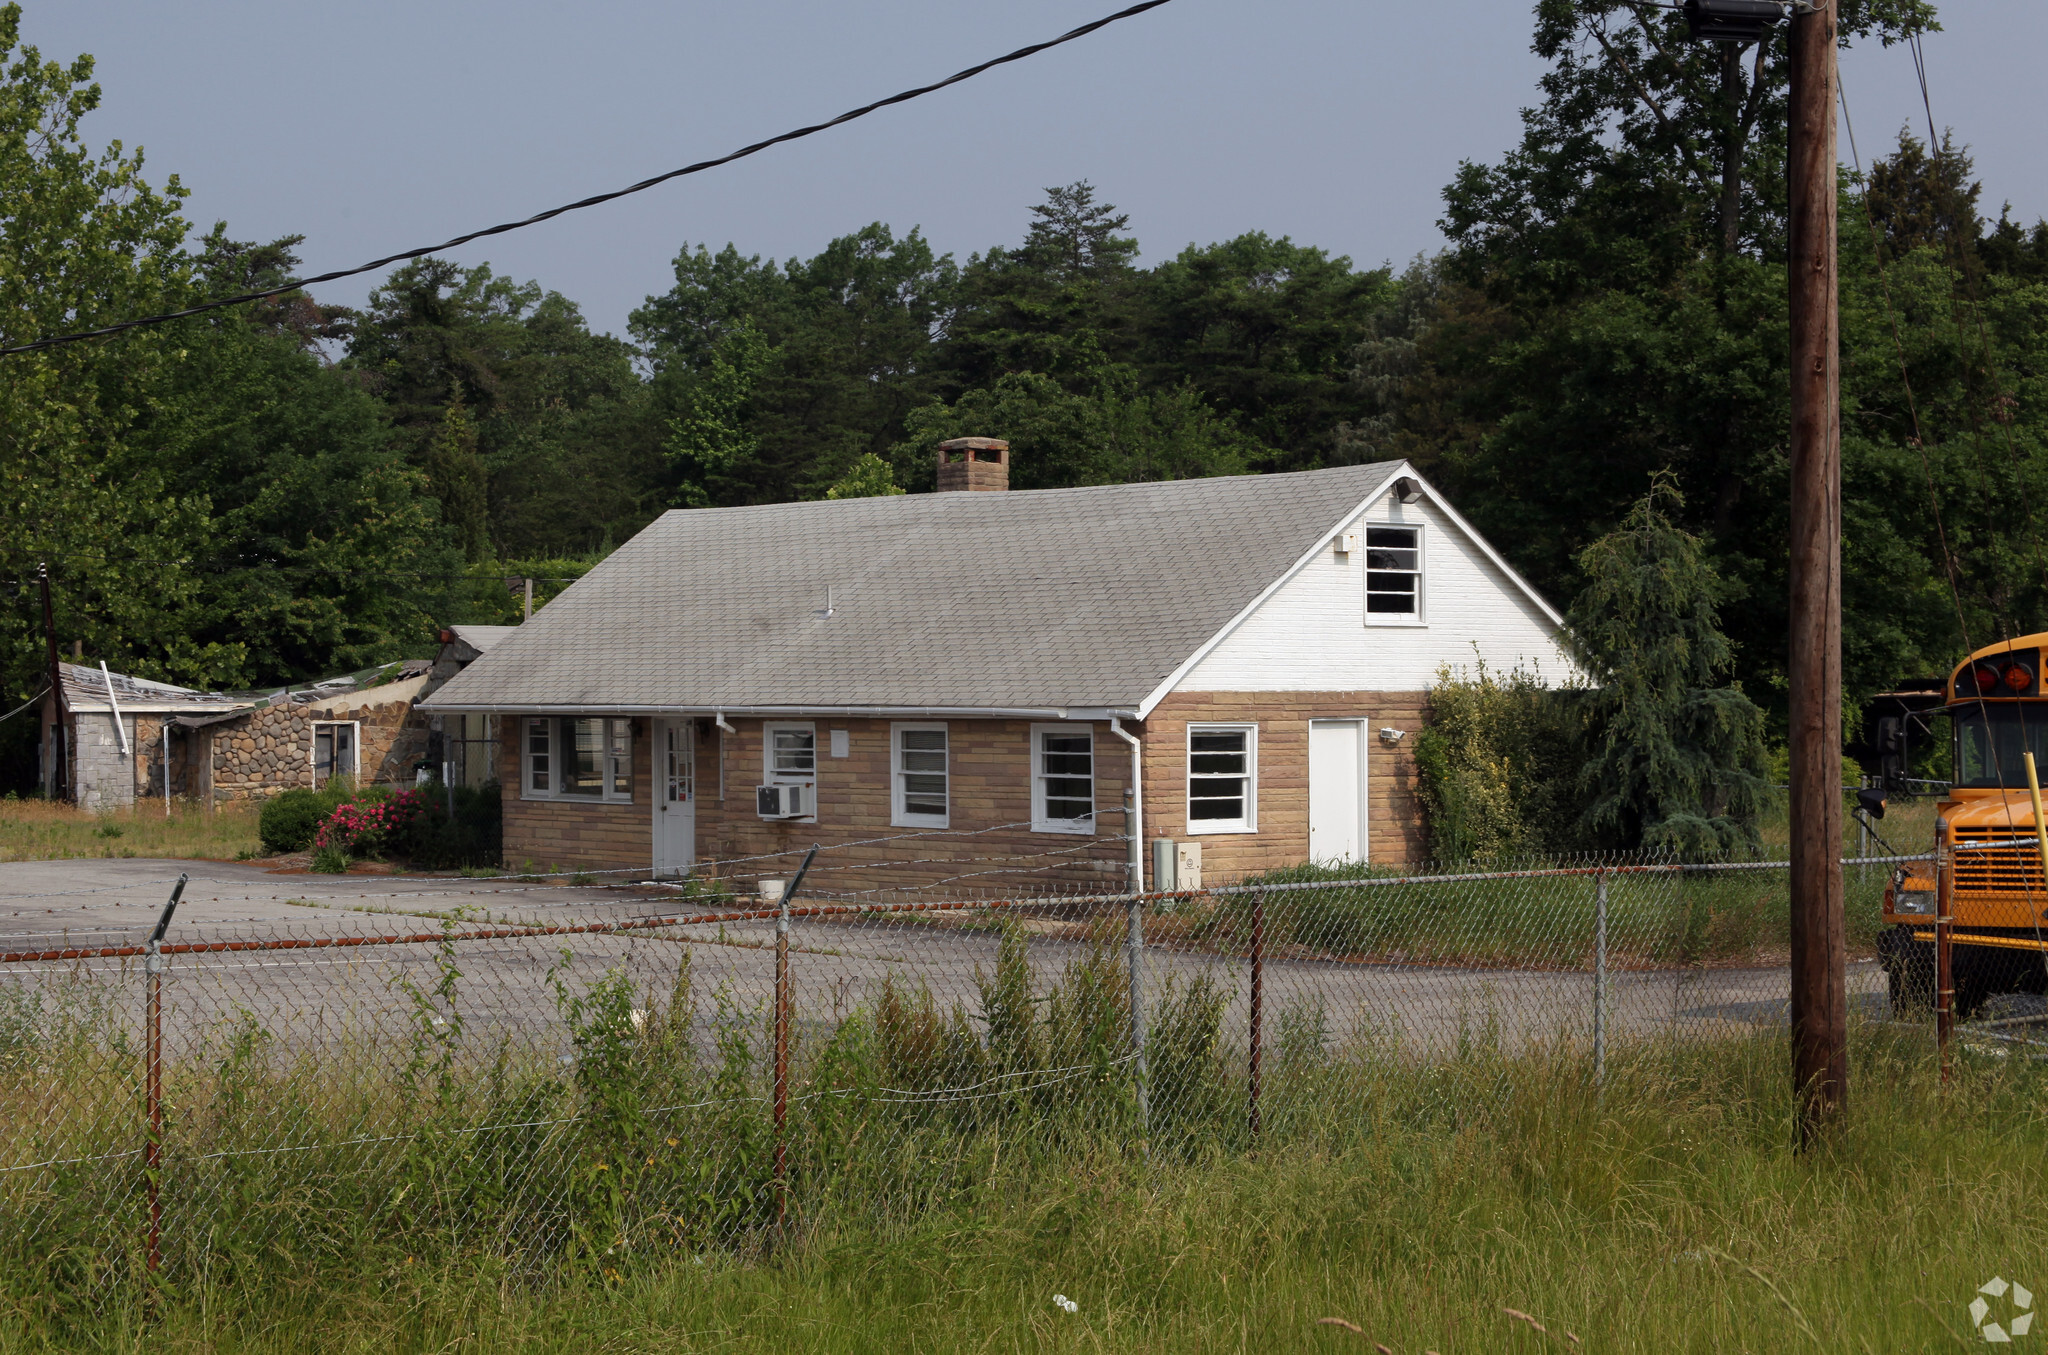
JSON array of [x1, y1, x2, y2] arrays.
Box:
[[311, 789, 426, 861]]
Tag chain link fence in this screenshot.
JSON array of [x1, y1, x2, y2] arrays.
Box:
[[0, 849, 1922, 1314]]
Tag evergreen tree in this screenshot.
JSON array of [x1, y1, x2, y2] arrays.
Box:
[[423, 398, 492, 561], [1565, 475, 1770, 857]]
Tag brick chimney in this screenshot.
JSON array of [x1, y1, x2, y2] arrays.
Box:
[[936, 437, 1009, 492]]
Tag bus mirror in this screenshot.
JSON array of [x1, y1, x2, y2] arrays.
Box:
[[1856, 787, 1887, 821]]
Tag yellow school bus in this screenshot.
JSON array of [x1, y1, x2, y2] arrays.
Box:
[[1881, 633, 2048, 1016]]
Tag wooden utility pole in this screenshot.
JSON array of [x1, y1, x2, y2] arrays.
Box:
[[38, 563, 64, 800], [1785, 0, 1845, 1140]]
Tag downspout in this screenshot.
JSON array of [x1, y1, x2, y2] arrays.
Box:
[[100, 661, 131, 756], [1107, 716, 1143, 893], [1108, 714, 1149, 1142], [715, 711, 736, 802]]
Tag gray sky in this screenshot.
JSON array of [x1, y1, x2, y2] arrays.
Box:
[[27, 2, 2046, 340]]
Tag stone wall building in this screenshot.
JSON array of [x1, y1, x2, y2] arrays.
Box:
[[41, 626, 512, 810]]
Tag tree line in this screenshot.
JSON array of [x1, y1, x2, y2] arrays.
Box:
[[6, 0, 2043, 802]]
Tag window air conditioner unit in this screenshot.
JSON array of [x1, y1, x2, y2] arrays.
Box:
[[756, 783, 810, 819]]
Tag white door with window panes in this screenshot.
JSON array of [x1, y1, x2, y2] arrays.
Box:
[[652, 719, 695, 876], [1308, 720, 1367, 864]]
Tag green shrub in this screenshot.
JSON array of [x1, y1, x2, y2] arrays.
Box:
[[257, 785, 349, 854], [1413, 659, 1580, 864], [394, 781, 503, 869]]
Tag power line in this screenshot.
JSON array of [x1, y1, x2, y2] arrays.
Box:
[[0, 0, 1177, 359]]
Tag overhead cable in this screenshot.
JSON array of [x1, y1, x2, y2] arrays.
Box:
[[0, 0, 1176, 358]]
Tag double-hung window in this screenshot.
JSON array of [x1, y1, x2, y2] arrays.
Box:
[[523, 717, 633, 801], [764, 723, 816, 783], [1186, 724, 1256, 833], [1031, 724, 1095, 834], [891, 723, 949, 828], [1364, 524, 1424, 621]]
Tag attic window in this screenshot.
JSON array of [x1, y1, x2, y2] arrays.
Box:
[[1364, 524, 1424, 623]]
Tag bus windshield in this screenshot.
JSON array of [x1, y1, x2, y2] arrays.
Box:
[[1954, 704, 2048, 788]]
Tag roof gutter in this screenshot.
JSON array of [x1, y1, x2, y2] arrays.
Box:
[[415, 701, 1138, 721]]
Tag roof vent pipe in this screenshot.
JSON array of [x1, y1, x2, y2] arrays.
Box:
[[936, 437, 1010, 492]]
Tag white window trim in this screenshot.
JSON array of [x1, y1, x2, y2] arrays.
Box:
[[520, 715, 635, 803], [1185, 722, 1258, 835], [1363, 518, 1428, 627], [763, 720, 818, 823], [309, 720, 362, 790], [1030, 721, 1096, 835], [890, 722, 950, 829], [523, 716, 550, 798]]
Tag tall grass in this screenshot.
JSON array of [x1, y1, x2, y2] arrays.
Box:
[[0, 799, 261, 863], [4, 1021, 2033, 1352]]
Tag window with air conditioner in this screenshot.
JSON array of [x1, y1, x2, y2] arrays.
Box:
[[1031, 724, 1095, 834], [761, 722, 817, 821], [891, 723, 949, 828]]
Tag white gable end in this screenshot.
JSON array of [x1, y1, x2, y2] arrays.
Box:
[[1164, 483, 1568, 697]]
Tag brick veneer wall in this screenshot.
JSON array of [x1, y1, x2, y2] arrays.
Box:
[[491, 699, 1432, 891], [498, 723, 656, 872], [1140, 690, 1431, 880], [497, 716, 1136, 892]]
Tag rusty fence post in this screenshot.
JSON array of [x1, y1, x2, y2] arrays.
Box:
[[772, 846, 818, 1231], [1248, 889, 1265, 1138], [1936, 819, 1953, 1082], [144, 874, 188, 1280]]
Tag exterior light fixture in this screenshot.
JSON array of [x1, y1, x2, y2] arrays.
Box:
[[1682, 0, 1786, 42], [1379, 727, 1407, 745], [1391, 477, 1423, 505]]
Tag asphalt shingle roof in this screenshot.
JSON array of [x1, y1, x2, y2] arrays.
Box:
[[422, 464, 1402, 714]]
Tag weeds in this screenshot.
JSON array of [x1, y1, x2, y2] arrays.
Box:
[[1, 1023, 2033, 1352], [0, 800, 261, 862]]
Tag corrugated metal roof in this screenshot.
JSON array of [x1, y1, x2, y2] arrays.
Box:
[[60, 658, 433, 714], [421, 464, 1402, 713], [57, 663, 239, 713]]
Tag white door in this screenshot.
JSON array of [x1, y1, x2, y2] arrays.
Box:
[[1308, 720, 1367, 865], [653, 719, 696, 877]]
